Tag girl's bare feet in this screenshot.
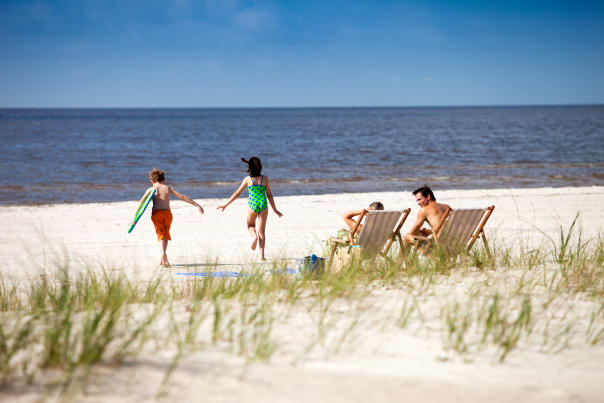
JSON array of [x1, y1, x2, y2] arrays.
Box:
[[161, 254, 170, 267], [251, 235, 259, 250]]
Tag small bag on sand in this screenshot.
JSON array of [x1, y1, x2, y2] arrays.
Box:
[[333, 246, 362, 273], [298, 254, 326, 274]]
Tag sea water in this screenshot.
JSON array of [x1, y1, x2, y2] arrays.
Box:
[[1, 106, 602, 205]]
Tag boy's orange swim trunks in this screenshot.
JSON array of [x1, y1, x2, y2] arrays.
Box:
[[151, 209, 173, 240]]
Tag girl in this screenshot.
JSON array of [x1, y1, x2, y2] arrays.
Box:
[[217, 157, 283, 260]]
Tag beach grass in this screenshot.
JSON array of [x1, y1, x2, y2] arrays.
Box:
[[0, 215, 603, 396]]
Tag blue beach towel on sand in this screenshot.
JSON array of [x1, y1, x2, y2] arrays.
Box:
[[176, 269, 297, 277], [176, 271, 247, 277], [263, 268, 297, 275]]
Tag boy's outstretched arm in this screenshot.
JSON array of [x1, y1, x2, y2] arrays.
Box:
[[217, 179, 247, 212], [265, 179, 283, 217], [132, 187, 154, 224], [169, 187, 204, 214]]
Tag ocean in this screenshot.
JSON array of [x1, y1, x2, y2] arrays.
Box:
[[1, 106, 603, 205]]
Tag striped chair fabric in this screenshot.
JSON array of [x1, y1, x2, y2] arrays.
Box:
[[437, 208, 490, 253], [357, 210, 407, 257]]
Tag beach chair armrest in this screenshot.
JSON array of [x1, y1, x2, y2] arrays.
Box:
[[410, 235, 431, 241], [328, 237, 349, 245]]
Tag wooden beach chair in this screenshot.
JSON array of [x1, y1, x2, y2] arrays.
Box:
[[409, 206, 495, 258], [326, 209, 411, 272]]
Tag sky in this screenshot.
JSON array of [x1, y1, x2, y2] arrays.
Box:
[[1, 0, 603, 107]]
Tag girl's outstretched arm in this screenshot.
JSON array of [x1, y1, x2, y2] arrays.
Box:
[[265, 178, 283, 217], [170, 187, 204, 214], [217, 178, 248, 212]]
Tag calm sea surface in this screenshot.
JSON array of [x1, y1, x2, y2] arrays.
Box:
[[1, 106, 603, 205]]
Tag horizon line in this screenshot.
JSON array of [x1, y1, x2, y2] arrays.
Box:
[[1, 102, 603, 110]]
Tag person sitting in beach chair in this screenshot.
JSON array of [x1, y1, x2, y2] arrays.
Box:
[[410, 205, 496, 258], [325, 204, 411, 272], [325, 201, 384, 254], [403, 186, 495, 258], [343, 201, 385, 237], [403, 186, 451, 247]]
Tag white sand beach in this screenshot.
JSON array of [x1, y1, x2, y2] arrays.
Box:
[[2, 186, 603, 276], [1, 186, 603, 402]]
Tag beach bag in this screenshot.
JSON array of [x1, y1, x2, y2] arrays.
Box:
[[333, 246, 362, 273], [297, 254, 326, 274]]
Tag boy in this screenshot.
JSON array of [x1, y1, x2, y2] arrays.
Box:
[[134, 168, 204, 267]]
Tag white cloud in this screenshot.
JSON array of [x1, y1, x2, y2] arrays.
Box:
[[231, 7, 276, 32], [203, 0, 242, 16]]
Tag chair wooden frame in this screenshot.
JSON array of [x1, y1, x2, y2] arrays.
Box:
[[409, 205, 495, 258], [326, 208, 411, 271]]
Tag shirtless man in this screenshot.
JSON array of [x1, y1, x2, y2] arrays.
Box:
[[404, 186, 450, 245]]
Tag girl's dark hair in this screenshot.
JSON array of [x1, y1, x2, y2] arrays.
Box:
[[241, 157, 262, 177]]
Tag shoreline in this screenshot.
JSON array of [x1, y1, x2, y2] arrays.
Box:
[[1, 183, 603, 208]]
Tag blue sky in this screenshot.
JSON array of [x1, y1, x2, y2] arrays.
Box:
[[1, 0, 603, 107]]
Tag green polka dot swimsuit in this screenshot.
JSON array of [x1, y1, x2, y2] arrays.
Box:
[[248, 175, 268, 213]]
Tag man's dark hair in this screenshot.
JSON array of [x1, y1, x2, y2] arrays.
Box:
[[413, 186, 436, 201]]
